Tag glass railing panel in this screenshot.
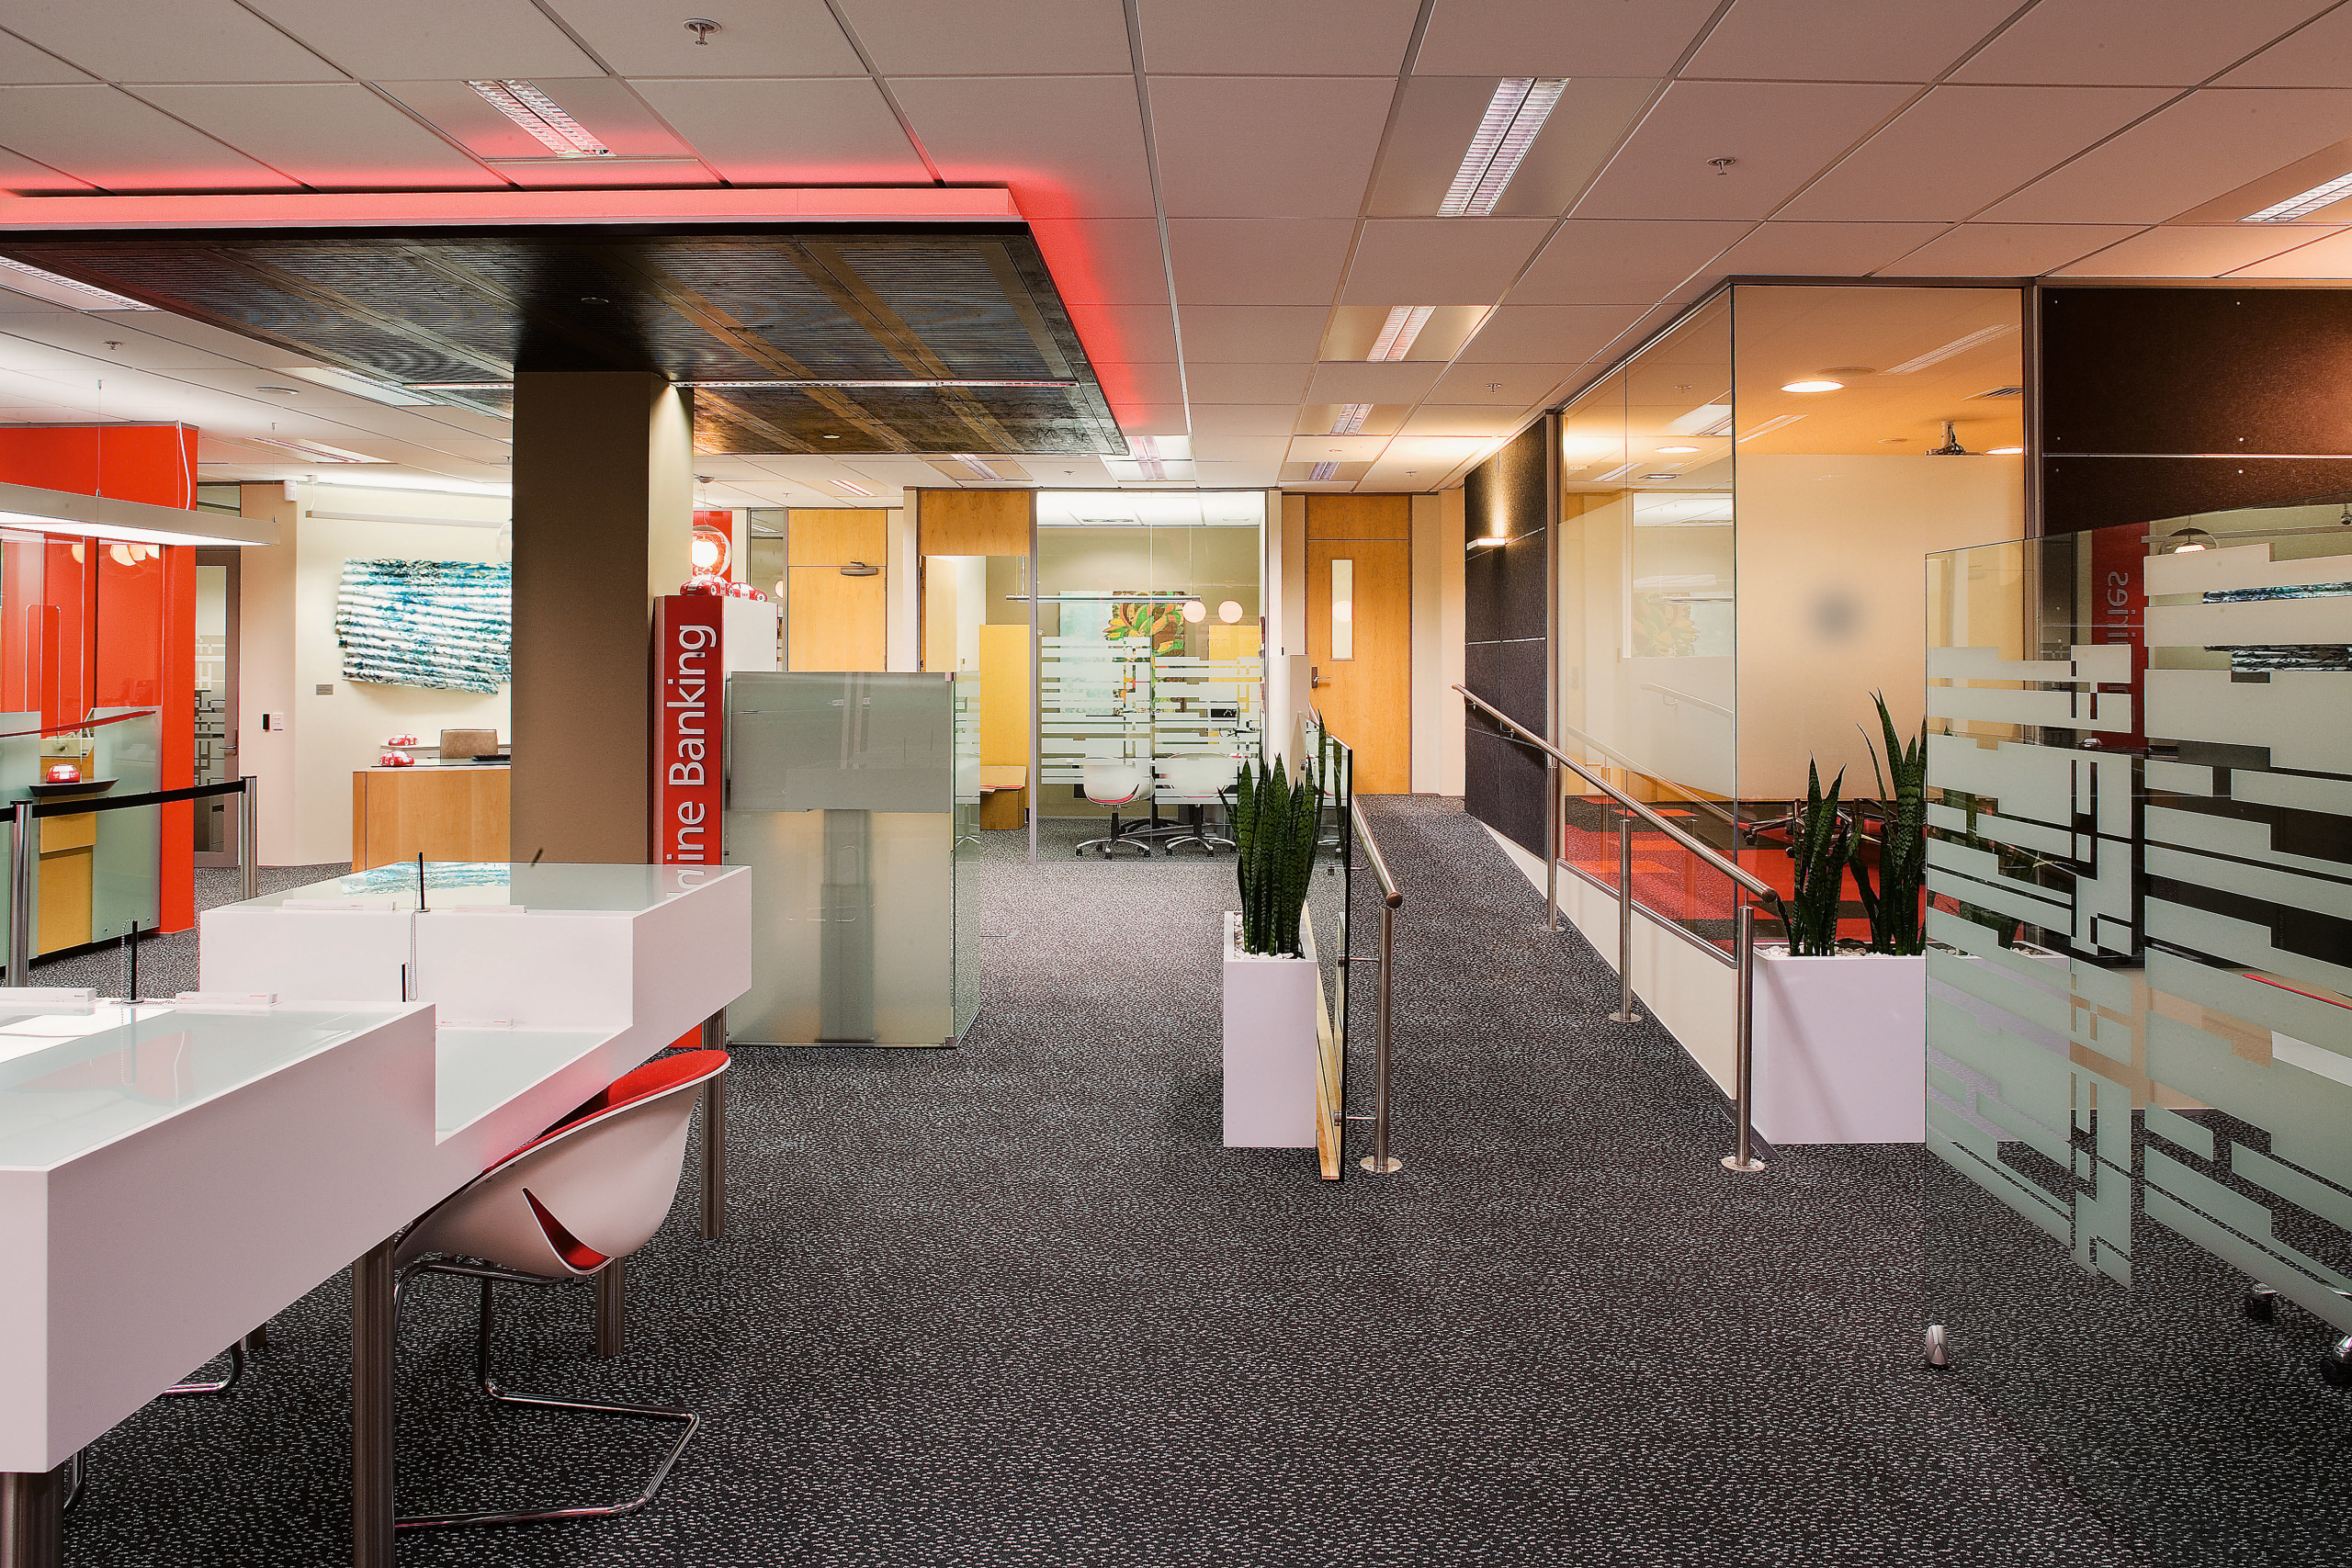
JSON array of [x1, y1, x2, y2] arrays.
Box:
[[1922, 513, 2352, 1558]]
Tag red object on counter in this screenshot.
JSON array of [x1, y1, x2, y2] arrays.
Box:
[[43, 762, 79, 784]]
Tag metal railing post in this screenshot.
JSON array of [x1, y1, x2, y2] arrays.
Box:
[[1607, 811, 1641, 1023], [236, 775, 258, 902], [7, 804, 31, 984], [1722, 901, 1766, 1172], [1543, 759, 1560, 931]]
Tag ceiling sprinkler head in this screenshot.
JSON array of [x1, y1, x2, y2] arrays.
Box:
[[1926, 421, 1969, 457], [1709, 157, 1736, 176], [684, 17, 719, 44]]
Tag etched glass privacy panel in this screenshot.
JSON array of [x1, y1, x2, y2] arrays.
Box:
[[1923, 513, 2352, 1556]]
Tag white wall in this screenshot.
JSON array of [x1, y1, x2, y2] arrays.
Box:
[[245, 482, 513, 866], [1410, 490, 1465, 795]]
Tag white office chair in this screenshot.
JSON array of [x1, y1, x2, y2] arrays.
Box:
[[389, 1048, 728, 1533], [1161, 755, 1241, 854], [1075, 757, 1159, 857]]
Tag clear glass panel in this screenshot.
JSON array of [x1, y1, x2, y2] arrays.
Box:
[[1295, 709, 1352, 1168], [722, 671, 958, 1045], [1035, 491, 1264, 856], [193, 564, 229, 854], [1329, 558, 1354, 660], [1925, 510, 2352, 1557]]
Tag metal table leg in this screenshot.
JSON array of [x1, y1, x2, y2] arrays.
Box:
[[698, 1011, 727, 1240], [352, 1236, 397, 1568], [0, 1471, 61, 1568], [594, 1259, 627, 1359]]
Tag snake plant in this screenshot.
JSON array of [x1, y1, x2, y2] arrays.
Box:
[[1782, 761, 1854, 956], [1853, 692, 1928, 955], [1231, 752, 1323, 957]]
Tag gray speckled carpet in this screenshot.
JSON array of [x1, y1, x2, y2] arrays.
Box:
[[56, 801, 2154, 1566]]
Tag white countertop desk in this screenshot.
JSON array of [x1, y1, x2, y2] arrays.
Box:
[[0, 867, 750, 1566]]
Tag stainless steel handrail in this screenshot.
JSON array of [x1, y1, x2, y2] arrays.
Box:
[[1453, 683, 1772, 1173], [1350, 799, 1402, 1176]]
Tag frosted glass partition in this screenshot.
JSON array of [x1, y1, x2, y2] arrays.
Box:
[[1923, 513, 2352, 1555], [723, 671, 964, 1046]]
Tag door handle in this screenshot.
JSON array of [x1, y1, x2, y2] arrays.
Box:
[[1309, 665, 1322, 690]]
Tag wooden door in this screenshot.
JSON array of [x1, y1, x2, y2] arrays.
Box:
[[1305, 496, 1411, 794]]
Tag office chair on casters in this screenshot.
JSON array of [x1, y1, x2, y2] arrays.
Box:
[[1075, 757, 1165, 857], [1162, 755, 1241, 855], [389, 1048, 729, 1533]]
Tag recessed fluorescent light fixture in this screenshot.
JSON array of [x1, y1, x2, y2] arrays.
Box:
[[1128, 437, 1168, 481], [0, 257, 153, 311], [1738, 414, 1805, 441], [1781, 378, 1844, 393], [469, 80, 611, 158], [1655, 445, 1700, 454], [245, 436, 388, 464], [2244, 172, 2352, 223], [830, 479, 874, 498], [1368, 306, 1436, 362], [407, 381, 514, 391], [951, 455, 1003, 480], [1986, 446, 2025, 456], [1330, 403, 1374, 435], [1638, 473, 1679, 481], [287, 367, 434, 408], [1308, 461, 1340, 480], [1881, 323, 2016, 376], [1592, 462, 1642, 482], [1440, 78, 1568, 217]]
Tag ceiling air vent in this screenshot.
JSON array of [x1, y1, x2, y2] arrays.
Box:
[[1973, 385, 2025, 399]]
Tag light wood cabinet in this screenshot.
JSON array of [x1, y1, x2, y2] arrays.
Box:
[[351, 766, 511, 873]]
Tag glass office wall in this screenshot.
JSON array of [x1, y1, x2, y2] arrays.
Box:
[[1035, 491, 1265, 859], [1923, 508, 2352, 1557], [1555, 284, 2024, 952]]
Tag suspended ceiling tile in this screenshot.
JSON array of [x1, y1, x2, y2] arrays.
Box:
[[1367, 75, 1657, 220], [0, 30, 91, 85], [1415, 0, 1723, 76], [1708, 221, 1954, 277], [243, 0, 602, 79], [891, 75, 1154, 220], [1027, 218, 1170, 306], [5, 0, 339, 82], [1150, 76, 1395, 219], [629, 78, 927, 183], [1374, 433, 1491, 464], [1166, 219, 1353, 304], [382, 79, 701, 163], [1875, 222, 2143, 276], [1191, 435, 1290, 462], [1951, 0, 2327, 87], [2223, 5, 2352, 84], [1176, 306, 1330, 364], [1683, 0, 2023, 83], [1401, 405, 1526, 438], [1193, 459, 1282, 486], [1069, 303, 1178, 366], [1780, 85, 2178, 223], [0, 85, 300, 190], [1509, 220, 1750, 305], [1113, 401, 1190, 434], [136, 85, 503, 187], [841, 0, 1134, 74], [1093, 362, 1184, 407], [551, 0, 867, 75], [1426, 362, 1569, 405], [1575, 82, 1920, 222], [1464, 303, 1647, 364], [2225, 227, 2352, 276], [1981, 88, 2352, 225], [1192, 404, 1301, 436], [1302, 361, 1443, 405], [1187, 363, 1313, 403], [2052, 223, 2343, 276], [1318, 303, 1489, 361], [1136, 0, 1419, 73], [0, 147, 92, 194], [1338, 220, 1553, 307], [1285, 434, 1386, 464], [1295, 403, 1407, 435]]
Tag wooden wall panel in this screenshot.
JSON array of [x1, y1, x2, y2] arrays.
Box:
[[786, 509, 888, 671], [918, 490, 1031, 557], [1305, 493, 1411, 541]]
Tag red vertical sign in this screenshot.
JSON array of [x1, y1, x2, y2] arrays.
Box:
[[2086, 523, 2146, 750], [653, 594, 724, 865]]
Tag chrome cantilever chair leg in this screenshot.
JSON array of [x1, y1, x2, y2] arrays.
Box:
[[393, 1260, 697, 1532]]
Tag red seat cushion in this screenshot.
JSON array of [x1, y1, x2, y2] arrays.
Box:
[[496, 1049, 729, 1170]]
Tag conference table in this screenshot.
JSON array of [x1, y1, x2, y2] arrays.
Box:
[[0, 862, 750, 1568]]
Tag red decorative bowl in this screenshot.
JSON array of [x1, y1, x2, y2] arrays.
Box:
[[43, 763, 79, 784]]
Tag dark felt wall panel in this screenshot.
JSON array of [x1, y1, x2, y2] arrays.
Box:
[[2041, 287, 2352, 533], [1463, 420, 1551, 853]]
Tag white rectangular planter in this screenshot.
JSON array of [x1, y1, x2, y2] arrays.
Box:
[[1221, 911, 1320, 1148], [1752, 950, 1927, 1145]]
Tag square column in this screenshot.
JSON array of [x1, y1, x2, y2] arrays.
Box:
[[510, 372, 693, 863]]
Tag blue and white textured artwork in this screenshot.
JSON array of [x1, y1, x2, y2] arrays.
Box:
[[334, 559, 511, 694]]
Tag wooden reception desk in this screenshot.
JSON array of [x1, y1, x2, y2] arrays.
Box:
[[350, 763, 510, 872]]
